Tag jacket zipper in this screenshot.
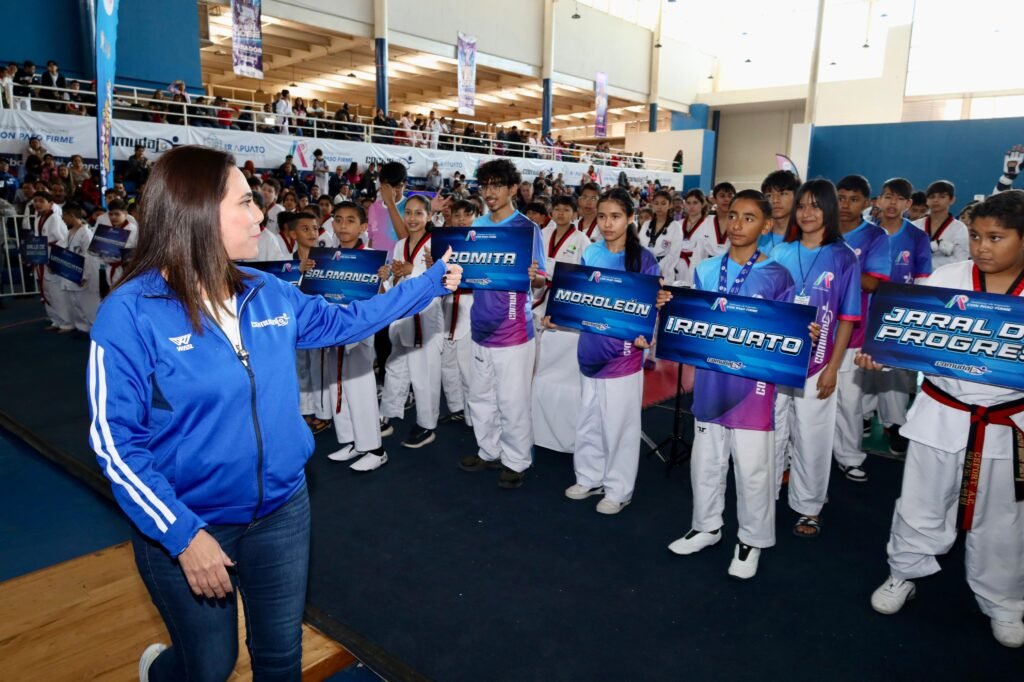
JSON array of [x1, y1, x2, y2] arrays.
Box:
[[207, 282, 266, 519]]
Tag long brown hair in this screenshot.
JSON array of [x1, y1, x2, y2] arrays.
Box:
[[118, 145, 250, 333]]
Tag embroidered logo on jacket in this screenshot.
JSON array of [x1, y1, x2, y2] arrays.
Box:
[[169, 334, 194, 352], [251, 313, 290, 328]]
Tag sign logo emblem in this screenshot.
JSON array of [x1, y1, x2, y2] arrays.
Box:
[[945, 294, 969, 310], [588, 270, 602, 283], [814, 272, 834, 289], [711, 297, 728, 312]]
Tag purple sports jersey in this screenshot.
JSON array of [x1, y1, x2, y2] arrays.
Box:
[[771, 239, 861, 376], [577, 242, 660, 379], [843, 220, 891, 349], [692, 254, 796, 431], [470, 211, 547, 347], [885, 218, 932, 284]]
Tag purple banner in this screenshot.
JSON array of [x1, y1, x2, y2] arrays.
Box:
[[457, 32, 477, 116], [231, 0, 264, 79], [594, 71, 608, 138]]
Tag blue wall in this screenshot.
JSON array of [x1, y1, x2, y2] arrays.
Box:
[[671, 104, 709, 131], [2, 0, 201, 91], [808, 117, 1024, 208]]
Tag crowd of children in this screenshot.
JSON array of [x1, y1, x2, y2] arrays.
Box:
[[21, 145, 1024, 648]]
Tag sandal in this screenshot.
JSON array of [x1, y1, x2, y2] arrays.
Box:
[[309, 418, 331, 434], [793, 515, 821, 538]]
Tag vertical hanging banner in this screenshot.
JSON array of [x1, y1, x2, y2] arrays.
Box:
[[594, 71, 608, 138], [95, 0, 119, 193], [457, 32, 477, 116], [231, 0, 264, 79]]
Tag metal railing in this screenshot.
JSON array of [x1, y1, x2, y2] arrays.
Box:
[[7, 81, 675, 173], [1, 212, 42, 297]]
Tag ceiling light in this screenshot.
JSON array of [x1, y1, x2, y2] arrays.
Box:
[[572, 11, 580, 19], [654, 41, 662, 48], [347, 72, 357, 78]]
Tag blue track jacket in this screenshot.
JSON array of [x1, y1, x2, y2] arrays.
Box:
[[87, 261, 451, 556]]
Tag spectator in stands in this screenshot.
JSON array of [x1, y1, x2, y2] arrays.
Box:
[[359, 162, 378, 199], [516, 181, 534, 212], [148, 90, 168, 124], [258, 103, 278, 133], [40, 60, 67, 112], [0, 159, 18, 202], [68, 155, 89, 189], [335, 183, 354, 205], [49, 180, 67, 208], [39, 155, 59, 184], [75, 169, 102, 210], [274, 89, 294, 135], [212, 96, 238, 129], [21, 136, 46, 180], [343, 162, 361, 187], [328, 166, 348, 199], [276, 160, 301, 193], [428, 111, 442, 149], [237, 105, 256, 131], [125, 146, 151, 185], [333, 102, 354, 140], [372, 108, 388, 143], [0, 64, 14, 109], [672, 149, 683, 172], [65, 80, 86, 115], [426, 162, 443, 192], [55, 164, 74, 199], [634, 151, 645, 169], [167, 79, 191, 103], [191, 96, 216, 127], [292, 97, 308, 135], [307, 98, 325, 120], [13, 60, 38, 109]]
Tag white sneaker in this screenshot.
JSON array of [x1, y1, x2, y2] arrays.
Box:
[[565, 483, 604, 500], [991, 618, 1024, 648], [350, 451, 388, 472], [596, 497, 630, 515], [327, 442, 360, 462], [870, 576, 916, 615], [667, 529, 721, 555], [139, 643, 167, 682], [727, 543, 761, 580]]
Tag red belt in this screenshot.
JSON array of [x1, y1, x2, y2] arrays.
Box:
[[921, 380, 1024, 531], [336, 348, 344, 414]]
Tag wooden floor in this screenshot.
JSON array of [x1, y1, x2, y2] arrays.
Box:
[[0, 543, 356, 681]]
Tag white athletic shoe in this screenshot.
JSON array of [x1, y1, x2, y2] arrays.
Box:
[[727, 543, 761, 580], [565, 484, 605, 500], [870, 576, 916, 615], [327, 442, 360, 462], [991, 618, 1024, 648], [350, 451, 388, 472], [139, 643, 167, 682], [667, 529, 721, 555], [595, 497, 630, 515]]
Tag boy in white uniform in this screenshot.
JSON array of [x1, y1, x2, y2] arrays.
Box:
[[57, 202, 100, 332], [912, 180, 970, 271], [532, 195, 591, 452], [860, 190, 1024, 649], [33, 191, 70, 331], [323, 202, 390, 471], [93, 200, 138, 289]]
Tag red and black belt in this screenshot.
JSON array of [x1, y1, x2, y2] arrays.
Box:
[[921, 379, 1024, 532]]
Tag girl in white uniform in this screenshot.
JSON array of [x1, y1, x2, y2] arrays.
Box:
[[532, 195, 592, 453], [93, 200, 138, 290], [859, 190, 1024, 649], [673, 189, 709, 286], [639, 189, 683, 283], [574, 182, 602, 241], [912, 180, 970, 271], [690, 209, 731, 271], [322, 202, 391, 472], [33, 191, 70, 331], [57, 202, 100, 332], [437, 200, 480, 425], [379, 195, 444, 449], [555, 188, 667, 514], [291, 211, 333, 433]]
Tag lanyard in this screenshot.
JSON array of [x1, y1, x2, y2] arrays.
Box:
[[718, 250, 760, 295], [796, 243, 824, 295]]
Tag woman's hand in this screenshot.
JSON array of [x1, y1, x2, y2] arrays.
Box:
[[439, 246, 463, 291], [854, 351, 885, 371], [634, 335, 651, 349], [655, 287, 673, 310], [424, 249, 434, 268], [816, 365, 838, 400], [178, 529, 235, 599]]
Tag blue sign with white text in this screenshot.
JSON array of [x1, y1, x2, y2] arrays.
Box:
[[656, 286, 815, 388], [21, 235, 49, 265], [430, 226, 532, 291], [245, 260, 302, 286], [864, 282, 1024, 391], [300, 247, 387, 303], [48, 245, 85, 285], [88, 225, 131, 259], [546, 262, 660, 342]]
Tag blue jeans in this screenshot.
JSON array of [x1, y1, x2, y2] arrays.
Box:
[[132, 483, 310, 682]]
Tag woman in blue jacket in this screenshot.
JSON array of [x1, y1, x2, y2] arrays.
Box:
[[87, 145, 461, 682]]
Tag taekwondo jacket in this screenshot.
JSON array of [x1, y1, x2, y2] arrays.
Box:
[[88, 261, 451, 556]]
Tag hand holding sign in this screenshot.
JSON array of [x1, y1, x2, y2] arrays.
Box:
[[439, 246, 462, 291]]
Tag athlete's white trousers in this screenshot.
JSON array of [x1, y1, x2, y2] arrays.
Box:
[[66, 281, 101, 333], [862, 368, 916, 427], [692, 423, 776, 548], [380, 333, 442, 430], [887, 440, 1024, 622], [834, 348, 867, 467], [573, 371, 643, 503], [297, 349, 331, 420], [774, 368, 838, 516], [532, 329, 582, 453], [469, 340, 536, 473], [43, 270, 73, 329], [440, 335, 473, 424], [326, 343, 382, 453]]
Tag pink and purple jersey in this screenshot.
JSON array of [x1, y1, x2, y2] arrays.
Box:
[[470, 211, 547, 347], [843, 220, 891, 349], [576, 242, 660, 379], [692, 255, 796, 431], [771, 239, 861, 376], [885, 218, 932, 284]]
